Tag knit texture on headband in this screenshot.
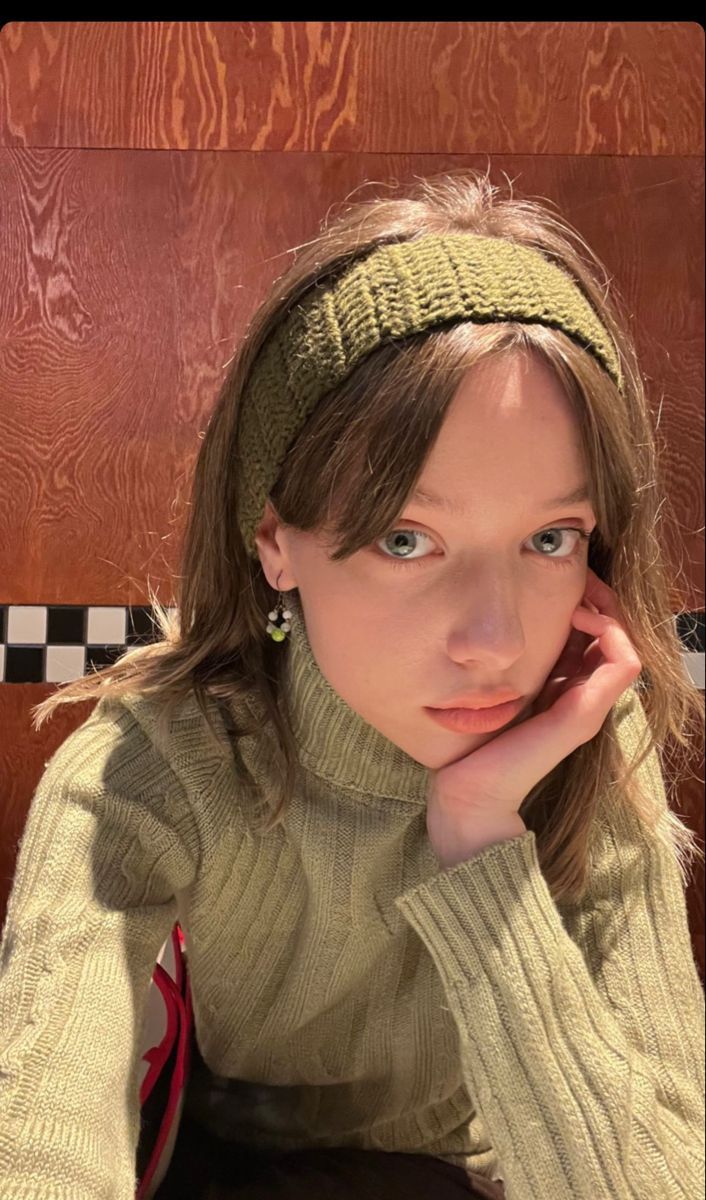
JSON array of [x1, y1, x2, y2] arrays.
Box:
[[235, 231, 623, 559]]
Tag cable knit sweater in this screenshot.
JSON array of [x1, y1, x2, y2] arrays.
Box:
[[0, 589, 703, 1199]]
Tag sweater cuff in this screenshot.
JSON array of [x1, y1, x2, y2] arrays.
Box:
[[394, 830, 565, 987]]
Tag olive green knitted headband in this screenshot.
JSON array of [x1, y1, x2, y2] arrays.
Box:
[[235, 231, 623, 560]]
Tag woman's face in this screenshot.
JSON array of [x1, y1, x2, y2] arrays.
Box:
[[256, 350, 597, 770]]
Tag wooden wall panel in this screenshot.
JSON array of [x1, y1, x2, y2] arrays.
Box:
[[1, 23, 703, 982], [0, 153, 702, 606], [0, 22, 702, 155]]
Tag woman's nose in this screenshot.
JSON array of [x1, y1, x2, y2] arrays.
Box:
[[448, 580, 527, 665]]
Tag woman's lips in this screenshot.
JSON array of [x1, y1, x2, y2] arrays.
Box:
[[424, 697, 525, 733]]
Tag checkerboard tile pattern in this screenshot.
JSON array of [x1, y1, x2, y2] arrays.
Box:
[[0, 605, 179, 683], [0, 604, 703, 688]]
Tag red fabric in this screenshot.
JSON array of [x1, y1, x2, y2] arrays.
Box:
[[136, 924, 193, 1199]]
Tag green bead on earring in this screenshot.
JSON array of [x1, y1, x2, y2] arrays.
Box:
[[266, 584, 292, 642]]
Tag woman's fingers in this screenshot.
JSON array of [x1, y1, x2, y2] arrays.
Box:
[[582, 569, 626, 622], [551, 625, 594, 679], [570, 607, 641, 697], [534, 573, 639, 723]]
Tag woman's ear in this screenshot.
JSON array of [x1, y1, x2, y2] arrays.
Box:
[[254, 500, 297, 592]]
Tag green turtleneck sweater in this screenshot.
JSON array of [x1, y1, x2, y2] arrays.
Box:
[[0, 591, 703, 1199]]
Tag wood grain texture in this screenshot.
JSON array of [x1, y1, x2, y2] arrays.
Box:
[[0, 22, 703, 154], [0, 21, 703, 978], [0, 154, 702, 608]]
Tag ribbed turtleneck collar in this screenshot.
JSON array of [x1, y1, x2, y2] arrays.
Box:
[[281, 589, 432, 805]]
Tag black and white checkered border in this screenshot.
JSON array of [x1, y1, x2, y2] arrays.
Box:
[[0, 604, 179, 684], [0, 605, 704, 688]]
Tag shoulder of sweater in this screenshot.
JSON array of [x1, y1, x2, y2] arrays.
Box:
[[35, 686, 231, 873], [37, 690, 198, 805], [90, 686, 239, 774], [13, 692, 205, 951], [95, 687, 258, 820], [34, 687, 235, 821]]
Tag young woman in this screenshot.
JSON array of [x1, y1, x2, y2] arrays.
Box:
[[1, 168, 703, 1199]]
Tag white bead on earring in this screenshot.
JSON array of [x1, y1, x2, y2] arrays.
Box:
[[266, 591, 292, 642]]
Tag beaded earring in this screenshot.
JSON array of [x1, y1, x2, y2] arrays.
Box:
[[266, 575, 292, 643]]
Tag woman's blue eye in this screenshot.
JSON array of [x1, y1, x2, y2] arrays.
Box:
[[373, 526, 592, 570]]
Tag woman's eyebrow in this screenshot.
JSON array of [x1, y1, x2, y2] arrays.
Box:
[[409, 484, 591, 518]]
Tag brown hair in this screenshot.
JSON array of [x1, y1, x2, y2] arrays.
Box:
[[32, 166, 704, 905]]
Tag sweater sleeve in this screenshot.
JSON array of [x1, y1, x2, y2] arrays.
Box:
[[394, 690, 705, 1200], [0, 699, 200, 1200]]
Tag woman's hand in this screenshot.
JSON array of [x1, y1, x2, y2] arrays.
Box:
[[425, 568, 642, 870]]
